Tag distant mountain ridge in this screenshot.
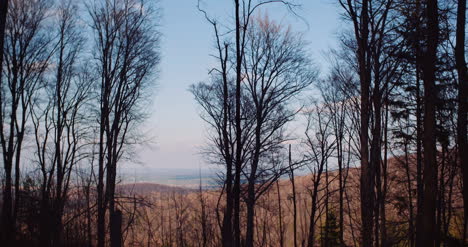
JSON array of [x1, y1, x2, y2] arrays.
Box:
[[119, 167, 219, 187], [116, 182, 196, 195]]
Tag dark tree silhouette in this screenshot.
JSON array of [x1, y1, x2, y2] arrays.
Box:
[[0, 0, 51, 244], [195, 2, 301, 247], [304, 101, 335, 247], [0, 0, 10, 242], [88, 0, 160, 246], [416, 0, 439, 245], [29, 2, 90, 245], [0, 0, 465, 246], [454, 0, 467, 242]]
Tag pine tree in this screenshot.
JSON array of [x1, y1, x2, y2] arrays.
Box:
[[320, 211, 341, 247]]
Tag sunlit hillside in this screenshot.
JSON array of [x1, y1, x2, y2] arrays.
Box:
[[115, 156, 463, 247]]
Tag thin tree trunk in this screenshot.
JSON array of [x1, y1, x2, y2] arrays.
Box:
[[436, 145, 447, 247], [325, 160, 329, 246], [276, 181, 284, 247], [246, 120, 262, 247], [307, 181, 320, 247], [13, 125, 24, 226], [308, 157, 326, 247], [289, 145, 298, 247], [97, 83, 109, 247], [454, 0, 468, 243], [404, 125, 415, 247], [337, 125, 345, 247], [413, 2, 424, 246], [220, 42, 234, 247], [0, 1, 11, 244], [415, 49, 423, 247], [233, 1, 242, 246], [381, 101, 389, 247]]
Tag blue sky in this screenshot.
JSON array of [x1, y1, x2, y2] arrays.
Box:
[[135, 0, 341, 171]]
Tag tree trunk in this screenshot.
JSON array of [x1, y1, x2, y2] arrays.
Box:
[[0, 1, 14, 241], [454, 0, 468, 243], [337, 125, 345, 247], [307, 181, 320, 247], [415, 50, 423, 247], [404, 129, 415, 247], [221, 42, 234, 247], [289, 145, 298, 247], [276, 181, 284, 247], [1, 161, 13, 245], [381, 102, 389, 247], [110, 210, 123, 247], [233, 1, 242, 246], [246, 120, 261, 247], [97, 94, 108, 247], [357, 0, 373, 246], [416, 0, 438, 245], [0, 1, 9, 243]]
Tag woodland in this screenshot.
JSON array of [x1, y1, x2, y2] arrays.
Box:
[[0, 0, 466, 246]]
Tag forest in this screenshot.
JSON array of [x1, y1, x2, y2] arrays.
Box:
[[0, 0, 466, 246]]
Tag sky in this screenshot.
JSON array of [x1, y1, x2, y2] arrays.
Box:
[[131, 0, 342, 173]]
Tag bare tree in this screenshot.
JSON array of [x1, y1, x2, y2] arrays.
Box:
[[195, 2, 301, 246], [0, 0, 51, 244], [319, 66, 355, 247], [303, 101, 335, 247], [88, 0, 160, 246], [241, 17, 315, 247], [336, 0, 373, 243], [338, 0, 404, 245], [193, 5, 238, 244], [29, 2, 90, 245], [231, 2, 299, 246]]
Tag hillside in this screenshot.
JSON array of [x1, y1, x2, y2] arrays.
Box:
[[118, 156, 463, 247]]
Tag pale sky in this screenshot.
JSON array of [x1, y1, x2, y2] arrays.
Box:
[[134, 0, 341, 171]]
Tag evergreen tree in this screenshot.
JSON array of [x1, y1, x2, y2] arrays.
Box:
[[320, 211, 341, 247]]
